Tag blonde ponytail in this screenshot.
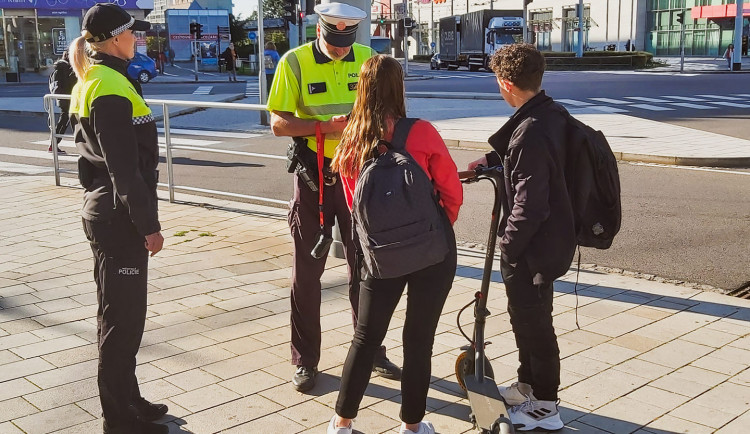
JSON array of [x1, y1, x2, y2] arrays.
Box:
[[69, 36, 91, 81], [69, 35, 109, 81]]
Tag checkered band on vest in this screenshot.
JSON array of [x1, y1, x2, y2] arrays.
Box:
[[132, 114, 154, 125], [111, 17, 135, 38]]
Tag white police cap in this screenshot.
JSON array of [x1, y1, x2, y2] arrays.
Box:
[[314, 2, 367, 47]]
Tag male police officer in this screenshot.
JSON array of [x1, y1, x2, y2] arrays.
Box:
[[267, 2, 401, 392]]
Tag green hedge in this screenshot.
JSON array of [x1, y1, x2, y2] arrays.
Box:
[[542, 51, 653, 70]]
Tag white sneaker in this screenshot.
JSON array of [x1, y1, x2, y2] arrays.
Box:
[[508, 398, 564, 431], [498, 381, 534, 406], [400, 420, 435, 434], [327, 415, 352, 434]]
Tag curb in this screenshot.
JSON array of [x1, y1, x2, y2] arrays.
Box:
[[444, 139, 750, 168]]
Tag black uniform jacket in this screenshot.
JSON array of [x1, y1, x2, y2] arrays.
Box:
[[487, 91, 577, 285], [71, 53, 161, 237]]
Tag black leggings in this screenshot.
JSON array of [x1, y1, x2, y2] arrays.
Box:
[[501, 257, 560, 401], [335, 226, 457, 423]]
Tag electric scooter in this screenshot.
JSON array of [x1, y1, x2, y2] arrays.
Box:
[[455, 165, 515, 434]]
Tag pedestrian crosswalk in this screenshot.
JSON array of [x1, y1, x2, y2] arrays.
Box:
[[245, 82, 260, 98], [558, 93, 750, 113], [193, 86, 213, 95]]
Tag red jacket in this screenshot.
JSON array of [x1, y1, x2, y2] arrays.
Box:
[[341, 119, 463, 224]]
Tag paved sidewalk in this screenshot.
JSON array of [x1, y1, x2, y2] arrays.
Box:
[[1, 175, 749, 433]]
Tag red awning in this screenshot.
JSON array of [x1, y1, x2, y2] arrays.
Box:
[[691, 5, 750, 19]]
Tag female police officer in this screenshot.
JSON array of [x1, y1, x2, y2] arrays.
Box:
[[68, 4, 167, 433]]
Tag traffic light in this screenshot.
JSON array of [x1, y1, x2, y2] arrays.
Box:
[[403, 17, 414, 29], [189, 22, 198, 36], [283, 0, 297, 25], [195, 23, 203, 39], [378, 16, 386, 26], [676, 11, 685, 25]]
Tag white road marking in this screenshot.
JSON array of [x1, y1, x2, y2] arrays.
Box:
[[661, 95, 707, 102], [695, 94, 743, 101], [589, 98, 633, 105], [33, 137, 221, 147], [557, 99, 593, 106], [157, 128, 261, 139], [625, 96, 672, 103], [707, 101, 750, 108], [193, 86, 213, 95], [629, 104, 675, 111], [667, 103, 717, 110], [0, 161, 51, 174], [6, 145, 78, 160]]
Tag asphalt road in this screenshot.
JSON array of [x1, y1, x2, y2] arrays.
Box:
[[2, 114, 748, 292]]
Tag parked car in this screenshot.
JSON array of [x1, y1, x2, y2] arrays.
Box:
[[127, 52, 157, 84], [430, 52, 448, 70]]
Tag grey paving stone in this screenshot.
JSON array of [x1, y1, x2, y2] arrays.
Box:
[[13, 404, 94, 434], [10, 335, 89, 359], [0, 397, 39, 423], [23, 377, 98, 411], [0, 357, 56, 382], [178, 395, 282, 433]]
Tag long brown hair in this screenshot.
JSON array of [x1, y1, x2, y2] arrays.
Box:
[[331, 55, 406, 178]]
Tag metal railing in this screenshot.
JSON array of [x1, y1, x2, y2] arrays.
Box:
[[43, 94, 287, 206]]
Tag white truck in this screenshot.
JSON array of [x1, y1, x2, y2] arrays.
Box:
[[440, 10, 524, 71]]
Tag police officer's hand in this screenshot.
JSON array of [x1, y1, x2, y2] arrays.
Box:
[[322, 115, 349, 134], [145, 232, 164, 256], [468, 156, 488, 171]]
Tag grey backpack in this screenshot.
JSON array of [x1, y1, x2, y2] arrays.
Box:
[[352, 118, 449, 279]]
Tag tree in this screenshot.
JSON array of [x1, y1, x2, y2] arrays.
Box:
[[249, 0, 287, 19]]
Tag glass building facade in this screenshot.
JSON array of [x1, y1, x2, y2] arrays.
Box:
[[647, 0, 749, 56], [1, 0, 151, 74]]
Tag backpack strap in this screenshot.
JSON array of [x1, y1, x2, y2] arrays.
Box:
[[389, 117, 419, 151]]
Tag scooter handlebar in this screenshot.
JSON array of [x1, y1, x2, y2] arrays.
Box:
[[459, 165, 503, 183]]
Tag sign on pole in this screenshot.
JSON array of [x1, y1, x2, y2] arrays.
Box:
[[248, 31, 257, 41], [52, 28, 67, 55]]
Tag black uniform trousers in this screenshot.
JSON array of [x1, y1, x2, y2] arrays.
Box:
[[83, 212, 149, 429], [335, 224, 457, 423], [500, 256, 560, 402], [288, 173, 384, 368]]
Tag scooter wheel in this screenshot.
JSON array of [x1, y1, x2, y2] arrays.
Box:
[[455, 350, 495, 393], [492, 417, 515, 434]]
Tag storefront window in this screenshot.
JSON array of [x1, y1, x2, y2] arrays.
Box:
[[4, 15, 40, 72], [38, 17, 66, 67]]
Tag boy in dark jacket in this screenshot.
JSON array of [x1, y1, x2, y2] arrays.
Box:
[[468, 44, 576, 432]]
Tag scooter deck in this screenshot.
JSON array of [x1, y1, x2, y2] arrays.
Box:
[[463, 374, 511, 430]]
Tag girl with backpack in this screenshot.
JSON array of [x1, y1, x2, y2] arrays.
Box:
[[327, 54, 463, 434]]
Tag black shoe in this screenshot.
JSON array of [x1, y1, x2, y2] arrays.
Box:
[[373, 356, 402, 380], [131, 397, 169, 422], [104, 419, 168, 434], [137, 420, 169, 434], [48, 146, 67, 155], [292, 365, 318, 392]]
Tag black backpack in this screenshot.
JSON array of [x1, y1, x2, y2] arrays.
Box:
[[352, 118, 449, 279], [563, 112, 622, 249]]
